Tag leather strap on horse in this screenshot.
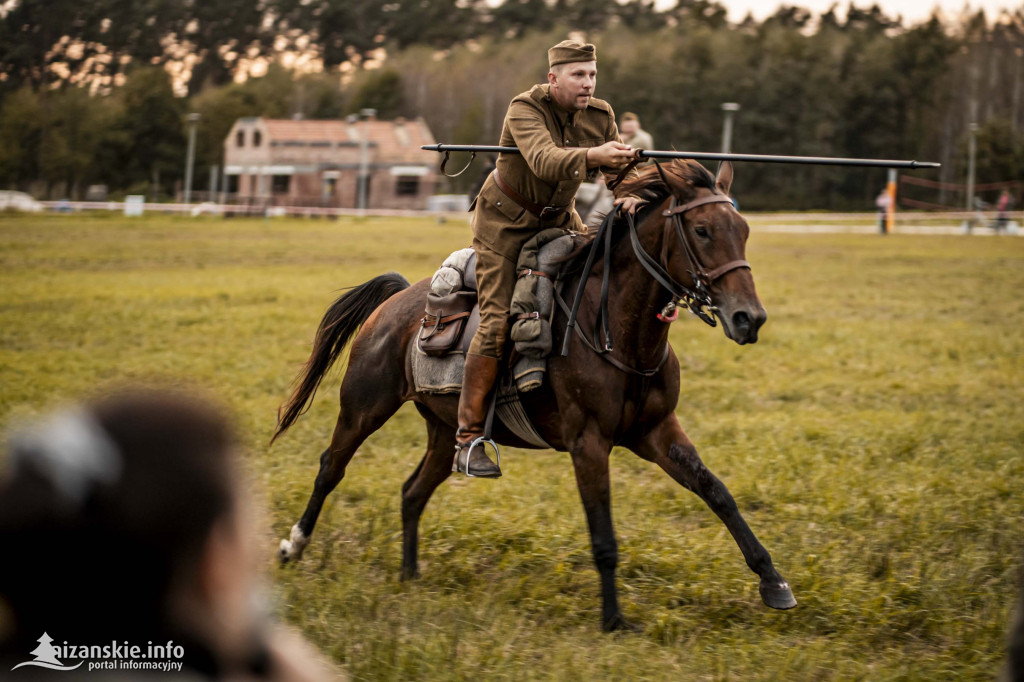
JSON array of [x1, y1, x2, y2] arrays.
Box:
[[493, 170, 568, 221], [557, 209, 665, 375], [553, 286, 671, 377], [663, 195, 750, 287], [705, 259, 751, 282], [606, 148, 646, 192], [560, 207, 615, 357], [662, 194, 735, 216], [557, 185, 753, 374], [597, 207, 614, 351]]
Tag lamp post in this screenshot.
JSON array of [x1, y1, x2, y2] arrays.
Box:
[[721, 103, 740, 154], [965, 121, 979, 212], [345, 113, 359, 210], [183, 113, 200, 206], [357, 108, 376, 216]]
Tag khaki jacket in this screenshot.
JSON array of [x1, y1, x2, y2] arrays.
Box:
[[471, 84, 637, 260]]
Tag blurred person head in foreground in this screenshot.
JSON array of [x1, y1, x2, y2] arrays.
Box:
[[0, 390, 340, 681]]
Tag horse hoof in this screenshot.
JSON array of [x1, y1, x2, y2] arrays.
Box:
[[759, 580, 797, 610], [279, 539, 300, 564], [278, 525, 308, 564], [603, 613, 642, 633]]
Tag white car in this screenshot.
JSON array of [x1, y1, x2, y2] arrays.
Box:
[[0, 190, 44, 212]]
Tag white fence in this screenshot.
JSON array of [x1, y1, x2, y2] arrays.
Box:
[[40, 200, 467, 220], [35, 201, 1024, 235]]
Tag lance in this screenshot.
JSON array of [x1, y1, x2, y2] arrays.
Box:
[[421, 143, 941, 174]]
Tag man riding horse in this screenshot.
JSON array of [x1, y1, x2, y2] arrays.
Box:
[[455, 39, 645, 478]]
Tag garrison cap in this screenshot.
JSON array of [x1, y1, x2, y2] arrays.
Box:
[[548, 40, 597, 68]]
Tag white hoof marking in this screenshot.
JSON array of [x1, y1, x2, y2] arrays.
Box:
[[278, 524, 309, 563]]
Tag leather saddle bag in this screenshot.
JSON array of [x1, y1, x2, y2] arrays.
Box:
[[418, 290, 477, 356]]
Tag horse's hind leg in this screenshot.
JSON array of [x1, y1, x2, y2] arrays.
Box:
[[400, 409, 455, 580], [279, 390, 403, 563], [633, 413, 796, 610]]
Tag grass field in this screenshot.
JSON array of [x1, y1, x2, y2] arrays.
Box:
[[2, 212, 1023, 680]]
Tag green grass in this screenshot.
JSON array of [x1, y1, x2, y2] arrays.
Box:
[[2, 213, 1022, 680]]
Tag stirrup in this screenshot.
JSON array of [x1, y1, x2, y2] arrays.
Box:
[[452, 437, 501, 477]]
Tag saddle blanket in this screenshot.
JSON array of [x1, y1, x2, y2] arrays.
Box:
[[409, 348, 551, 448]]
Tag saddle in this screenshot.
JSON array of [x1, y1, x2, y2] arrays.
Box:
[[417, 247, 478, 357], [416, 229, 578, 391]]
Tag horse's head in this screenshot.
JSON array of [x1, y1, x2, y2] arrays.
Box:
[[619, 160, 766, 345]]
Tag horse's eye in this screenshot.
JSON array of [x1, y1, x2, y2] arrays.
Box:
[[695, 226, 709, 238]]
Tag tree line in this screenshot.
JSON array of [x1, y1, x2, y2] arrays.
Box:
[[1, 0, 1023, 209]]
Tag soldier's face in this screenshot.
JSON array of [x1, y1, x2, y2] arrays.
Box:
[[548, 61, 597, 111]]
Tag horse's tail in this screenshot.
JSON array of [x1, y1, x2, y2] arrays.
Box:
[[272, 272, 411, 443]]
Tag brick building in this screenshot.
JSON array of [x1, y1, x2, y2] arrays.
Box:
[[223, 116, 439, 209]]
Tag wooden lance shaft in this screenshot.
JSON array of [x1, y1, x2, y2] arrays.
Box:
[[422, 144, 941, 170]]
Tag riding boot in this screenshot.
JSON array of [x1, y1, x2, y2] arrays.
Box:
[[453, 353, 502, 478]]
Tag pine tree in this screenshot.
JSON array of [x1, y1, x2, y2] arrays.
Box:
[[29, 632, 61, 666]]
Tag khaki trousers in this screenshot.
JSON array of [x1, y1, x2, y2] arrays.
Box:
[[467, 237, 518, 359]]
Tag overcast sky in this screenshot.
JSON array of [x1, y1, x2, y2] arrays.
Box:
[[653, 0, 1021, 22]]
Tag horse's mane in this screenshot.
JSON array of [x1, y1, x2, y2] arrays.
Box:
[[561, 159, 719, 270], [614, 158, 718, 204]]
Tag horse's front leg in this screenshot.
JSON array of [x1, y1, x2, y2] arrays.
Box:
[[569, 425, 638, 632], [633, 413, 797, 610]]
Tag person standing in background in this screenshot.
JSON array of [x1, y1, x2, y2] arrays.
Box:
[[618, 112, 653, 151], [583, 112, 655, 228], [875, 188, 892, 234], [996, 189, 1012, 232]]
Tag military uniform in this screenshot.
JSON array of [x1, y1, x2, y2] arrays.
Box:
[[453, 40, 637, 478], [468, 84, 632, 359]]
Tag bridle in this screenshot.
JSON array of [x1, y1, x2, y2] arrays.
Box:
[[559, 180, 751, 376], [628, 192, 750, 327]]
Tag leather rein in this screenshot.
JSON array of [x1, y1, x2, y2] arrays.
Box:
[[634, 192, 750, 327], [558, 184, 750, 376]]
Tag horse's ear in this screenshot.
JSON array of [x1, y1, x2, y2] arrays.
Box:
[[654, 160, 670, 188], [715, 161, 734, 195]]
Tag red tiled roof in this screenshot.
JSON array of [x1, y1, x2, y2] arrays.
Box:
[[261, 118, 435, 163]]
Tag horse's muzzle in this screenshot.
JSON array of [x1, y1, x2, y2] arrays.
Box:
[[727, 307, 767, 345]]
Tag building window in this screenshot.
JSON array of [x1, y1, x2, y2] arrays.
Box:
[[396, 176, 419, 196], [236, 130, 245, 147], [271, 175, 290, 194], [253, 130, 262, 147]]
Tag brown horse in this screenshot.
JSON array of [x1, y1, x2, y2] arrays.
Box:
[[272, 160, 796, 631]]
